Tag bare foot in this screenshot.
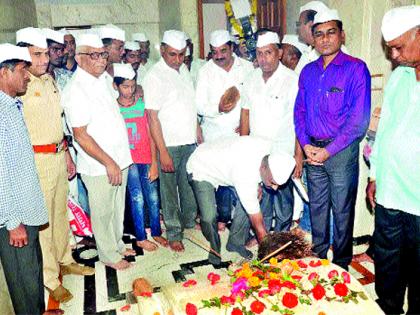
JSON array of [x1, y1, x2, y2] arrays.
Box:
[[152, 236, 169, 247], [218, 222, 226, 232], [136, 240, 158, 251], [245, 237, 258, 249], [105, 260, 132, 270], [169, 240, 184, 252], [122, 248, 137, 256]]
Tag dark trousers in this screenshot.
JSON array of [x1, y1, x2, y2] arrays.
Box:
[[0, 225, 44, 315], [191, 180, 250, 263], [260, 179, 294, 232], [158, 144, 198, 241], [307, 141, 359, 269], [215, 186, 235, 224], [373, 204, 420, 315]]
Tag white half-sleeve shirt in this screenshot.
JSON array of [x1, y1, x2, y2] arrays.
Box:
[[143, 59, 197, 147], [242, 64, 298, 155], [195, 57, 254, 142], [187, 136, 272, 215], [61, 67, 133, 176]]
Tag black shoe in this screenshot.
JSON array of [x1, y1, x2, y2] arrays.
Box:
[[226, 243, 253, 260]]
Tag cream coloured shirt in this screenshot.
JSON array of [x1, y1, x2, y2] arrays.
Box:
[[242, 64, 298, 155], [143, 58, 197, 147], [187, 136, 272, 215], [196, 57, 254, 142], [62, 67, 132, 176]]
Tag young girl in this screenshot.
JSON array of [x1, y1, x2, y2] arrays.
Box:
[[113, 63, 168, 251]]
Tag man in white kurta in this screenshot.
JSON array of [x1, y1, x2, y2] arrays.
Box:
[[240, 31, 298, 234], [143, 30, 199, 252], [132, 32, 155, 85], [187, 136, 295, 263], [62, 33, 133, 270]]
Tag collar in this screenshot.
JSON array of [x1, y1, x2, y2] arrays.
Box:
[[258, 62, 289, 83], [29, 72, 53, 83], [0, 90, 23, 109], [158, 57, 186, 75], [76, 66, 104, 84], [316, 49, 346, 69]]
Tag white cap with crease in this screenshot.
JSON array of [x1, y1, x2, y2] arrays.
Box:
[[381, 5, 420, 42], [162, 30, 187, 50], [0, 43, 32, 64], [99, 24, 125, 42], [75, 33, 103, 48], [313, 8, 341, 25], [42, 28, 65, 44], [113, 63, 136, 80], [299, 1, 329, 14], [256, 31, 280, 48], [16, 27, 48, 49], [209, 30, 231, 47], [125, 41, 140, 51], [132, 33, 148, 42]]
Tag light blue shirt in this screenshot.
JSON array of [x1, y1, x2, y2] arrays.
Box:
[[0, 91, 48, 230]]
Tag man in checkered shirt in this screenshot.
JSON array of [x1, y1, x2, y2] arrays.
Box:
[[0, 44, 49, 315]]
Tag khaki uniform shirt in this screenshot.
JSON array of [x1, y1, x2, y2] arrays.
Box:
[[21, 73, 63, 145]]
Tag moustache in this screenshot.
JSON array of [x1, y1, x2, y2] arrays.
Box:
[[215, 58, 226, 62]]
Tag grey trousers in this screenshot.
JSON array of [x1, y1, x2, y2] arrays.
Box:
[[0, 225, 44, 315], [191, 180, 250, 261], [82, 168, 128, 264], [159, 144, 197, 241]]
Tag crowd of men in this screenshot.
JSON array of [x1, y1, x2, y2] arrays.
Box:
[[0, 1, 418, 315]]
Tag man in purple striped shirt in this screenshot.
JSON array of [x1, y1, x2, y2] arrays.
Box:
[[294, 9, 371, 270]]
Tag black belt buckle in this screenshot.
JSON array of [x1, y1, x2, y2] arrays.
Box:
[[310, 136, 333, 148]]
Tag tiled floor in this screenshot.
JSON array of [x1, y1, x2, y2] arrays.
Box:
[[40, 228, 381, 315]]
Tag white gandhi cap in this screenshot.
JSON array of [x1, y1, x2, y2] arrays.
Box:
[[124, 41, 140, 51], [42, 28, 64, 44], [268, 152, 296, 186], [313, 8, 341, 25], [132, 32, 148, 42], [381, 5, 420, 42], [299, 1, 329, 14], [162, 30, 187, 50], [281, 34, 308, 54], [75, 33, 103, 48], [113, 63, 136, 80], [0, 44, 32, 64], [256, 31, 280, 48], [99, 24, 125, 42], [16, 27, 48, 49], [209, 30, 231, 47]]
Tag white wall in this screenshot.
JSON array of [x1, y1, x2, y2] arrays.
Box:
[[203, 3, 227, 56]]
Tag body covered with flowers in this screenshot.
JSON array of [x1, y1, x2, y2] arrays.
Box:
[[135, 257, 384, 315]]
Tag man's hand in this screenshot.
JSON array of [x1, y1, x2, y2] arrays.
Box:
[[312, 148, 330, 163], [9, 224, 28, 247], [105, 160, 122, 185], [303, 145, 323, 165], [148, 163, 159, 182], [366, 180, 376, 209], [160, 151, 175, 173], [65, 151, 77, 180], [293, 155, 304, 178]]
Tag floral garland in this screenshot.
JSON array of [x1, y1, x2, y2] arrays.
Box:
[[225, 0, 257, 38], [184, 258, 369, 315]]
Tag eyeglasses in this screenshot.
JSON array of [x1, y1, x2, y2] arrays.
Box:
[[78, 51, 109, 60]]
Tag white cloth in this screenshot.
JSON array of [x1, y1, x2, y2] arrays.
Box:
[[162, 30, 186, 50], [136, 59, 155, 85], [103, 70, 119, 99], [114, 63, 135, 79], [313, 8, 341, 25], [143, 58, 197, 146], [42, 28, 64, 44], [299, 1, 329, 14], [62, 67, 132, 176], [16, 27, 47, 49], [189, 58, 206, 87], [0, 44, 31, 63], [75, 33, 103, 48], [256, 32, 280, 48], [187, 136, 272, 214], [196, 57, 254, 142], [209, 30, 231, 47], [242, 64, 298, 155]]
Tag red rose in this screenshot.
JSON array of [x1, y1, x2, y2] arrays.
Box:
[[282, 292, 298, 308], [268, 279, 282, 293], [297, 260, 308, 268], [283, 281, 296, 290], [334, 283, 349, 297], [309, 260, 322, 267], [231, 308, 243, 315], [250, 300, 266, 314], [207, 272, 221, 285], [328, 269, 339, 279], [341, 271, 351, 284], [308, 272, 319, 282], [186, 303, 198, 315], [220, 295, 235, 305], [312, 283, 326, 300], [183, 279, 197, 287]]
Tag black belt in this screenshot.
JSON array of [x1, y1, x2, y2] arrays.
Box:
[[310, 136, 333, 148]]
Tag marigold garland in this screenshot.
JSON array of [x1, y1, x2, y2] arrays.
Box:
[[225, 0, 257, 38]]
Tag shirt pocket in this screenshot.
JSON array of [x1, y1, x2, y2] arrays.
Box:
[[323, 90, 345, 116]]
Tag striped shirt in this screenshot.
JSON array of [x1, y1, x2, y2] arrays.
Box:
[[0, 91, 48, 230]]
